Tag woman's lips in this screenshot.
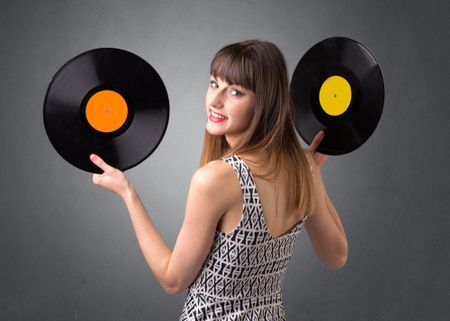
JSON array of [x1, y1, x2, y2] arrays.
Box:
[[209, 111, 227, 123]]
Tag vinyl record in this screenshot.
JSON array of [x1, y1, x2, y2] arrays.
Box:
[[290, 37, 384, 155], [43, 48, 169, 173]]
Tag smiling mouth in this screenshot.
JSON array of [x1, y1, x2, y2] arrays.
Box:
[[210, 111, 227, 119], [209, 111, 227, 122]]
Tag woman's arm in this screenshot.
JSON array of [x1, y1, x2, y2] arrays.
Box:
[[121, 186, 173, 291], [305, 168, 348, 269], [323, 179, 347, 240], [90, 154, 175, 292], [120, 160, 239, 294], [90, 154, 238, 295]]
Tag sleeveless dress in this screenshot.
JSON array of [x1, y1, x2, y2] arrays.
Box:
[[179, 155, 308, 321]]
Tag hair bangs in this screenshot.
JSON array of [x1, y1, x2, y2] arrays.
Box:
[[210, 47, 256, 91]]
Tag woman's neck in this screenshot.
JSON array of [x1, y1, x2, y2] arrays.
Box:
[[238, 151, 276, 178]]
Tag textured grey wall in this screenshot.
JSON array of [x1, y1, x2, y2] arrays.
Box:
[[1, 0, 448, 320]]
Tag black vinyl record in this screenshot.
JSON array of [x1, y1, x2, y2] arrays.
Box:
[[43, 48, 169, 173], [290, 37, 384, 155]]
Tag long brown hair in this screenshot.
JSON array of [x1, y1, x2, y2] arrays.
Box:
[[199, 39, 314, 217]]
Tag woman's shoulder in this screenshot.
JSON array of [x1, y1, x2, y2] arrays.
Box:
[[191, 158, 237, 191], [189, 159, 241, 210]]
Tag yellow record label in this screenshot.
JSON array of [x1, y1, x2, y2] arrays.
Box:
[[319, 75, 351, 116], [85, 90, 128, 132]]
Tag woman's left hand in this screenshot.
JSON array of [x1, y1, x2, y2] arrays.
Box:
[[304, 130, 329, 174], [90, 154, 132, 200]]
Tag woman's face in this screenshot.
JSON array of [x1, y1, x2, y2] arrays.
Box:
[[205, 75, 256, 147]]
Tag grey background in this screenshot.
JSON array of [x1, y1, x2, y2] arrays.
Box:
[[1, 0, 449, 320]]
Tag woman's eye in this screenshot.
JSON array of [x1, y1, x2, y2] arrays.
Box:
[[209, 81, 218, 88], [230, 89, 242, 96]]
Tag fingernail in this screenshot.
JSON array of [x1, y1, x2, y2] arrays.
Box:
[[90, 154, 96, 161]]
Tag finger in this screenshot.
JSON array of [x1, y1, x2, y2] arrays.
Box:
[[92, 173, 102, 185], [90, 154, 113, 172], [305, 131, 325, 153], [316, 153, 328, 166]]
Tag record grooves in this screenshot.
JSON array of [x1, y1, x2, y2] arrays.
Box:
[[43, 48, 169, 173], [290, 37, 384, 155]]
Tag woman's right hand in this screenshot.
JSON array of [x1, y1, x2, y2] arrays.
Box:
[[90, 154, 133, 201]]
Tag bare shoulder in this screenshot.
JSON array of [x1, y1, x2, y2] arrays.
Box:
[[189, 159, 240, 217], [191, 159, 237, 192]]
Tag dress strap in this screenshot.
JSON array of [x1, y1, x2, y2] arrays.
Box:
[[220, 155, 257, 192]]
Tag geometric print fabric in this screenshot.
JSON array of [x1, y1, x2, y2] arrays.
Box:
[[179, 155, 308, 320]]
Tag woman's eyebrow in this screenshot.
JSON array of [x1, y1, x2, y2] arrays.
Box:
[[230, 83, 245, 90], [210, 76, 246, 90]]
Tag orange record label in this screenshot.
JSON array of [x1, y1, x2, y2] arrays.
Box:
[[85, 90, 128, 132]]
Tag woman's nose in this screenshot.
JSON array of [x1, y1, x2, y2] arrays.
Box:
[[209, 91, 224, 108]]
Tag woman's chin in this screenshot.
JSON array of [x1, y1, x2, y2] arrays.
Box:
[[206, 125, 224, 136]]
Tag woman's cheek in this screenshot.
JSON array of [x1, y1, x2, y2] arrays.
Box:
[[244, 106, 255, 125]]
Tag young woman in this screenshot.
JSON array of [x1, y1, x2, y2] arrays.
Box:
[[90, 39, 348, 320]]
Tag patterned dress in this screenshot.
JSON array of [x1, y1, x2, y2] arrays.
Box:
[[179, 155, 308, 320]]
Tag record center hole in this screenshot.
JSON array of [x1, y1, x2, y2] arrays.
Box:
[[85, 90, 128, 133]]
